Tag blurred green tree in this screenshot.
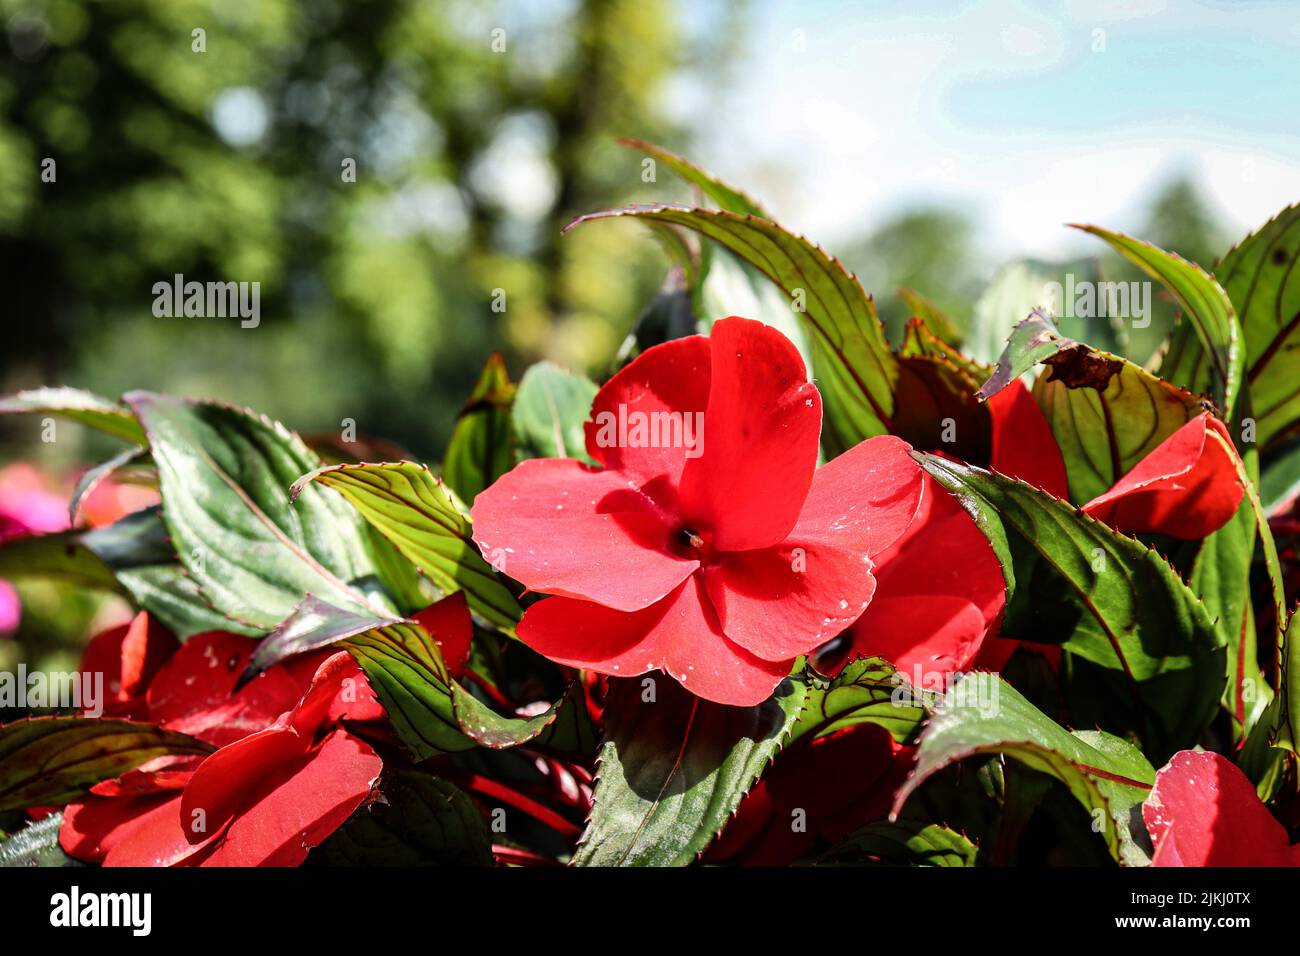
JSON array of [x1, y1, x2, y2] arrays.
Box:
[[843, 207, 982, 342], [0, 0, 737, 460]]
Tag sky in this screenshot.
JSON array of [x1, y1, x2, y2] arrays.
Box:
[[671, 0, 1300, 259]]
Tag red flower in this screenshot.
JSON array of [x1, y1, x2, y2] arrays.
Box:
[[472, 317, 925, 706], [60, 621, 385, 866], [1143, 750, 1299, 866], [836, 380, 1245, 679]]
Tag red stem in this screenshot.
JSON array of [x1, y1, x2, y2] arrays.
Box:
[[461, 773, 582, 841], [492, 844, 561, 867]]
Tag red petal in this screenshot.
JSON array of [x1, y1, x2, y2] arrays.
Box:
[[412, 591, 473, 681], [145, 631, 255, 719], [1144, 750, 1300, 867], [61, 793, 209, 867], [845, 473, 1005, 677], [1082, 414, 1244, 539], [180, 723, 307, 845], [986, 380, 1069, 498], [80, 612, 178, 717], [178, 651, 373, 844], [518, 576, 790, 707], [584, 334, 712, 489], [789, 436, 925, 561], [701, 435, 924, 662], [117, 611, 179, 699], [472, 458, 697, 612], [701, 551, 876, 662], [147, 632, 321, 747], [89, 759, 198, 797], [291, 651, 373, 732], [678, 317, 823, 552], [195, 729, 381, 867], [849, 594, 988, 678], [80, 623, 143, 710]]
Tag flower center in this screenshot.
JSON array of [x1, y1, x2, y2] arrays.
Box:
[[679, 526, 706, 551]]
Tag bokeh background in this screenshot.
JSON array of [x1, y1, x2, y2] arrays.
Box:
[[2, 0, 1300, 667]]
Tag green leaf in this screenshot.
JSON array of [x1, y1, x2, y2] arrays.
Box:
[[975, 308, 1073, 401], [291, 461, 521, 631], [511, 361, 598, 462], [450, 681, 581, 751], [100, 508, 263, 637], [260, 595, 586, 754], [1197, 431, 1290, 752], [0, 507, 260, 637], [261, 591, 572, 756], [1185, 497, 1268, 737], [917, 453, 1227, 761], [564, 204, 898, 454], [899, 316, 989, 382], [68, 447, 151, 527], [0, 717, 212, 812], [534, 683, 600, 757], [310, 771, 492, 867], [794, 658, 931, 745], [443, 353, 517, 505], [363, 523, 431, 615], [0, 814, 83, 868], [1035, 357, 1208, 505], [1039, 375, 1208, 504], [819, 819, 978, 867], [118, 565, 255, 637], [1261, 592, 1300, 756], [0, 387, 147, 445], [241, 596, 406, 685], [571, 675, 808, 867], [90, 508, 265, 638], [1074, 224, 1243, 416], [892, 673, 1154, 864], [898, 287, 965, 348], [620, 139, 771, 218], [1261, 438, 1300, 511], [125, 392, 398, 630], [342, 619, 474, 760], [1274, 611, 1300, 758], [0, 531, 126, 595], [1217, 204, 1300, 450]]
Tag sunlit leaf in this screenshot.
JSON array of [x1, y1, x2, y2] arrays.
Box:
[[572, 675, 808, 866], [292, 461, 521, 630]]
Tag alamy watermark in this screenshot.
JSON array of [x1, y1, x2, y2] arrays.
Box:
[[0, 666, 103, 716], [50, 886, 151, 936], [890, 665, 1000, 718], [1042, 274, 1151, 328], [590, 404, 705, 459], [152, 273, 260, 328]]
